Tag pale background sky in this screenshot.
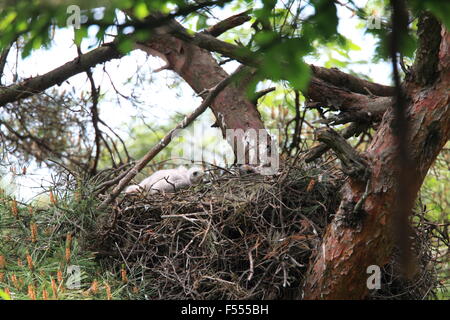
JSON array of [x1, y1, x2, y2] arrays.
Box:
[[0, 0, 392, 202]]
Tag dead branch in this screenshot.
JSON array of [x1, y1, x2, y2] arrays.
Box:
[[304, 123, 368, 162], [316, 127, 369, 180]]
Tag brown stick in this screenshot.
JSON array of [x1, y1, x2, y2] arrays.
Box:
[[98, 66, 248, 210], [204, 10, 251, 37], [304, 123, 368, 162], [316, 127, 368, 180]]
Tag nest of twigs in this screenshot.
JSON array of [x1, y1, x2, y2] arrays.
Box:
[[88, 163, 445, 299]]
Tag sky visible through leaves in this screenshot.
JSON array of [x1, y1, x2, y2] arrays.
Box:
[[0, 0, 394, 202]]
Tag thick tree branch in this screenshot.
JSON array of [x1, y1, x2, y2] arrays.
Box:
[[310, 65, 395, 97], [168, 25, 395, 97], [306, 77, 392, 123], [0, 44, 121, 107]]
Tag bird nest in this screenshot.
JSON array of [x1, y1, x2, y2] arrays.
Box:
[[88, 163, 445, 300]]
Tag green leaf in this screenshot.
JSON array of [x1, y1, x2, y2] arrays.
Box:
[[0, 11, 17, 31], [0, 290, 10, 300], [117, 38, 134, 54], [258, 38, 312, 90], [134, 30, 152, 42], [305, 0, 338, 40], [74, 26, 88, 46], [196, 15, 208, 31], [134, 2, 150, 19]]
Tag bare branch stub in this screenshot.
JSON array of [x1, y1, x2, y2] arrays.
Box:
[[304, 122, 368, 162], [316, 127, 369, 181]]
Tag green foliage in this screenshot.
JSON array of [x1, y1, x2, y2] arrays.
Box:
[[249, 0, 341, 91], [409, 0, 450, 29], [303, 0, 338, 41], [356, 1, 418, 62], [0, 289, 11, 300], [0, 177, 127, 300], [0, 0, 211, 57], [253, 36, 311, 91], [421, 150, 450, 223]]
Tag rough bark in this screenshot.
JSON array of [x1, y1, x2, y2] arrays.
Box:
[[411, 13, 442, 86], [310, 65, 395, 97], [302, 26, 450, 300], [306, 77, 393, 124]]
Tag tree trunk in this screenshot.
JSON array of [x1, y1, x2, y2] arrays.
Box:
[[303, 25, 450, 300]]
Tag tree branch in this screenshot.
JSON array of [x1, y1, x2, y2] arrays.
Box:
[[316, 127, 368, 180], [304, 122, 368, 162], [310, 65, 395, 96], [306, 77, 392, 123], [0, 43, 121, 107], [204, 10, 252, 37], [0, 40, 14, 86]]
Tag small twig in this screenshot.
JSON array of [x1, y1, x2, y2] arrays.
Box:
[[353, 177, 371, 214], [251, 87, 276, 105], [46, 158, 76, 178], [161, 212, 209, 218], [247, 240, 259, 282]]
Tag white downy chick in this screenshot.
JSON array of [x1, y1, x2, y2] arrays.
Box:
[[125, 166, 204, 194]]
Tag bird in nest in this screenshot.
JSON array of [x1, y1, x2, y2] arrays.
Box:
[[124, 166, 204, 195]]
